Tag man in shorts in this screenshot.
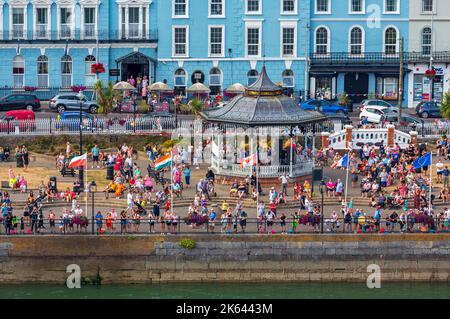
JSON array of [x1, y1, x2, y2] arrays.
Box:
[[91, 144, 100, 169]]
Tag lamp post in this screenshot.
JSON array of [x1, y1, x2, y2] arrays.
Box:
[[288, 126, 294, 178], [132, 91, 137, 133], [77, 91, 84, 189], [320, 179, 325, 234], [89, 180, 97, 234]]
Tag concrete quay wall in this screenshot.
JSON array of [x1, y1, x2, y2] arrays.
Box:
[[0, 235, 449, 284]]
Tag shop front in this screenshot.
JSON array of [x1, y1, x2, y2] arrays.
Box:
[[408, 64, 449, 107]]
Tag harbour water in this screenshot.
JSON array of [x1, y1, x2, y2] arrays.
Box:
[[1, 282, 449, 299]]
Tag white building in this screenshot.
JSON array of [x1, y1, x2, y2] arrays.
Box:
[[408, 0, 450, 107]]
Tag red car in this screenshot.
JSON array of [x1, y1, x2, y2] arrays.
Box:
[[0, 110, 36, 132]]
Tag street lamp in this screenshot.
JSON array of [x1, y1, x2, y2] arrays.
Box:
[[132, 90, 137, 133], [319, 179, 325, 234], [76, 91, 85, 189], [89, 180, 97, 234]]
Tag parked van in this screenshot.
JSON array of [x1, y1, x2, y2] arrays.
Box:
[[0, 110, 36, 132]]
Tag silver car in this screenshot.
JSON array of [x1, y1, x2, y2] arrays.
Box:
[[49, 93, 99, 114]]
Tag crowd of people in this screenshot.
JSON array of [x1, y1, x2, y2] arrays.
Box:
[[2, 132, 450, 235]]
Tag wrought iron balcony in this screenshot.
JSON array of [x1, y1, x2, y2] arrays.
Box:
[[311, 52, 450, 65], [310, 52, 402, 65], [0, 30, 158, 43], [408, 51, 450, 63]]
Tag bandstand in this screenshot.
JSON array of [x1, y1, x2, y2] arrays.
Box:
[[200, 66, 327, 179]]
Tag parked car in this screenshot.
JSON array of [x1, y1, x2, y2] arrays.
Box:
[[359, 105, 397, 124], [360, 99, 398, 112], [382, 114, 424, 128], [126, 112, 175, 131], [0, 110, 36, 132], [49, 93, 99, 114], [57, 111, 96, 131], [300, 99, 348, 115], [415, 101, 442, 118], [0, 94, 41, 111]]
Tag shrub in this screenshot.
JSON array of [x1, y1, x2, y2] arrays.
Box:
[[441, 90, 450, 119], [180, 238, 196, 249], [139, 99, 149, 113]]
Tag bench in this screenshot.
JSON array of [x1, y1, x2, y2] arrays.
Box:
[[60, 166, 76, 177]]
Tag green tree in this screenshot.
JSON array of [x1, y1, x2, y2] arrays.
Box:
[[94, 80, 115, 114], [190, 98, 204, 116], [441, 90, 450, 119]]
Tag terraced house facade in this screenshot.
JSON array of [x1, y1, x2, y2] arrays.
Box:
[[0, 0, 448, 107]]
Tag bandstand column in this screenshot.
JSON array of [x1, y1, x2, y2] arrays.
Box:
[[271, 127, 279, 166]]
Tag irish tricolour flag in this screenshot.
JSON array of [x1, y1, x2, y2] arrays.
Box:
[[155, 154, 172, 171], [68, 153, 87, 169]]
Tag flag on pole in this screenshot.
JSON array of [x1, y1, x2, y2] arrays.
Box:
[[413, 153, 432, 170], [240, 154, 257, 168], [155, 153, 172, 171], [331, 154, 349, 168], [68, 153, 87, 169]]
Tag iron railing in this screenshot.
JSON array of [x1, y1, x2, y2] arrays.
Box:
[[310, 52, 450, 64], [0, 30, 158, 42], [0, 216, 445, 235]]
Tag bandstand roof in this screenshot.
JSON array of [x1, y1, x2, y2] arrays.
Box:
[[200, 66, 327, 127]]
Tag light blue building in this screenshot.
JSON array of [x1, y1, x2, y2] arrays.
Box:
[[0, 0, 158, 92], [157, 0, 309, 97], [309, 0, 409, 104]]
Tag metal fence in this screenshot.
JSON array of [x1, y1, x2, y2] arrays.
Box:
[[0, 118, 343, 137], [0, 216, 446, 236]]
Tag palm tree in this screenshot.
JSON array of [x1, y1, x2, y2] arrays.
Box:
[[190, 98, 204, 117], [441, 90, 450, 119], [94, 80, 114, 114]]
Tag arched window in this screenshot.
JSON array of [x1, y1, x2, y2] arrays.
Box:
[[247, 69, 259, 86], [85, 55, 96, 87], [37, 55, 48, 88], [13, 55, 25, 88], [209, 67, 222, 96], [61, 55, 72, 88], [315, 27, 329, 55], [349, 27, 363, 55], [421, 27, 432, 56], [384, 27, 397, 55], [174, 68, 187, 96]]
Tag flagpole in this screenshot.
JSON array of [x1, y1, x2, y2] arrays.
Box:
[[429, 152, 433, 215], [85, 154, 88, 218], [256, 136, 259, 220], [170, 149, 174, 216], [344, 147, 351, 212]]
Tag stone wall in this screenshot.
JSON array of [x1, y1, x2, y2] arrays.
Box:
[[0, 235, 449, 284]]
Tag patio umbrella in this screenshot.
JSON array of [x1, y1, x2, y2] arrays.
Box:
[[188, 82, 211, 100], [113, 81, 136, 91], [147, 81, 172, 92], [148, 82, 173, 103], [225, 83, 246, 94]]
